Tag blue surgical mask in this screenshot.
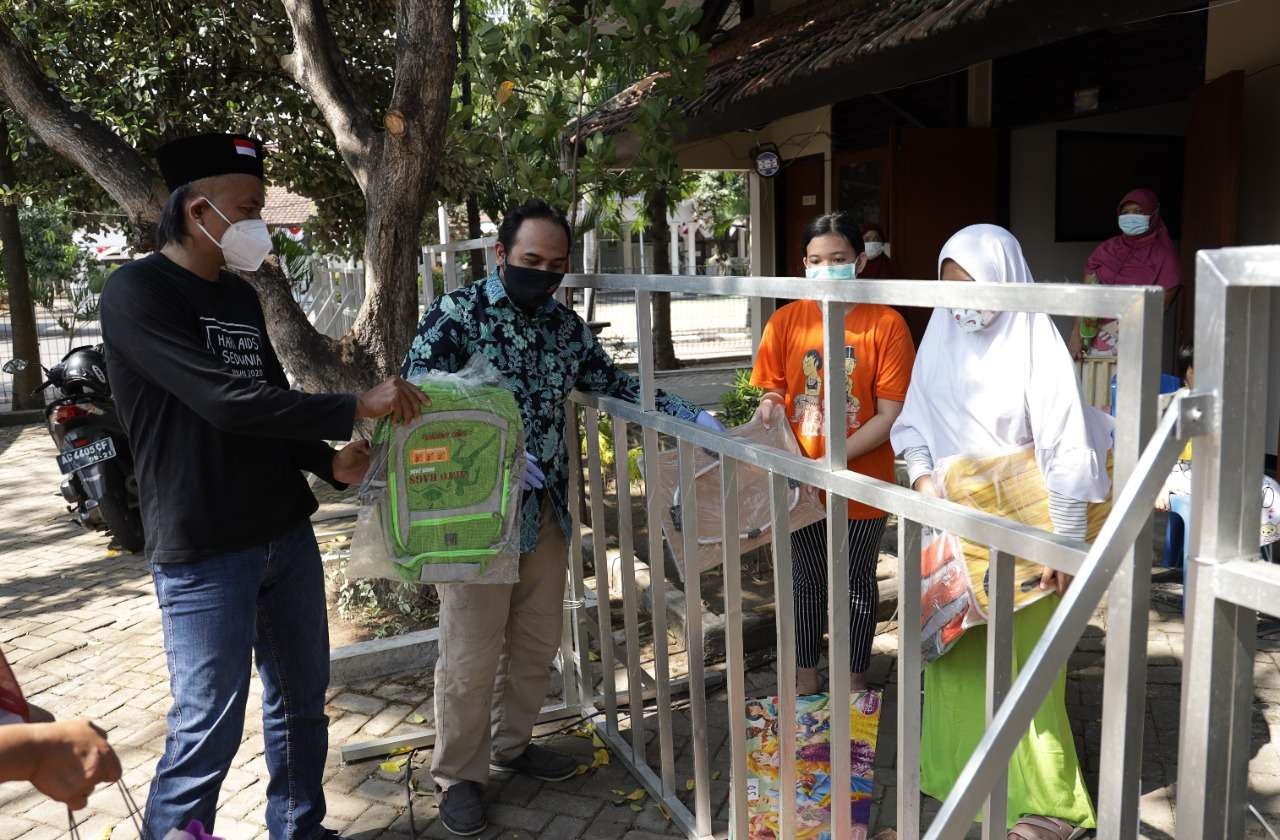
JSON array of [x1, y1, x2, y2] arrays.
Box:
[[805, 263, 856, 280], [1118, 213, 1151, 236]]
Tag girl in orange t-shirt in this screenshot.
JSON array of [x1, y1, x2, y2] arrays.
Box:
[[749, 212, 915, 694]]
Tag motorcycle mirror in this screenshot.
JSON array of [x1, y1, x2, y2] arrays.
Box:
[[2, 359, 29, 374]]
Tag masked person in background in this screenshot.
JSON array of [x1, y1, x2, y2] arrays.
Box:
[[1068, 188, 1181, 359], [99, 133, 427, 840], [750, 211, 915, 696], [857, 222, 899, 280], [401, 198, 723, 836]]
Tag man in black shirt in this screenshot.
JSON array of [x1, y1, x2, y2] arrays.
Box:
[[100, 133, 426, 840]]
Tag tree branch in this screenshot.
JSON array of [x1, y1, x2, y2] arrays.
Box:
[[0, 17, 168, 226], [279, 0, 377, 191]]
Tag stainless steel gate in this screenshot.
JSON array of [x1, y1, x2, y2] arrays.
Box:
[[551, 245, 1278, 839]]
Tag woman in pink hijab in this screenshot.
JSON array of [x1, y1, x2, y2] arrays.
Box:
[[1068, 188, 1181, 358]]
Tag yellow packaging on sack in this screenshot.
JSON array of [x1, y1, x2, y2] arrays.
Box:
[[939, 446, 1113, 619]]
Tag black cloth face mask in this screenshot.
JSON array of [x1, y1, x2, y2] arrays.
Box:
[[500, 263, 564, 313]]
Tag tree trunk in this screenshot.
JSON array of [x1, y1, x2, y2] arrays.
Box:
[[0, 116, 44, 410], [459, 1, 486, 283], [646, 187, 679, 371], [348, 0, 456, 375], [466, 197, 485, 281]]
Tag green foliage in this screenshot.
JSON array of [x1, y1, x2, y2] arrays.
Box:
[[446, 0, 709, 226], [687, 171, 749, 241], [3, 199, 110, 338], [271, 231, 312, 291], [719, 369, 763, 428], [5, 0, 709, 258], [578, 410, 643, 483], [2, 0, 387, 253]]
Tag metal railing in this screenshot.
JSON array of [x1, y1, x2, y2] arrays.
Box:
[[1177, 246, 1280, 840], [545, 258, 1260, 839]]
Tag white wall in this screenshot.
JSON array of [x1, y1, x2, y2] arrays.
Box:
[[1007, 101, 1190, 286]]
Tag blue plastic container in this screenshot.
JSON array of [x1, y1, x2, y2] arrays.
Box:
[[1163, 493, 1192, 570]]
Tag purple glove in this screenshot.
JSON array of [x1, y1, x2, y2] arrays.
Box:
[[521, 451, 546, 491], [695, 410, 726, 433]]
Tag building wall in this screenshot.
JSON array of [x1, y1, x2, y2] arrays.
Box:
[[1007, 101, 1190, 286], [1207, 0, 1280, 456]]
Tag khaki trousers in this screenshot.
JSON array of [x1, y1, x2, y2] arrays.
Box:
[[430, 500, 567, 789]]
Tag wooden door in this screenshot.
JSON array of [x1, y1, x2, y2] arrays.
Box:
[[1178, 70, 1243, 351], [778, 153, 826, 278], [833, 146, 893, 234], [891, 127, 1000, 344]]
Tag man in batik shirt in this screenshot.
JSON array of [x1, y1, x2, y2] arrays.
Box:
[[402, 198, 723, 836]]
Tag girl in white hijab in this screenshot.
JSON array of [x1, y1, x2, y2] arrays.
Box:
[[891, 224, 1104, 839]]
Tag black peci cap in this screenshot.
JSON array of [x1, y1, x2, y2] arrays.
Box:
[[155, 133, 266, 191]]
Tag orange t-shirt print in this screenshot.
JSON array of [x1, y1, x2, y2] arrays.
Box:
[[750, 300, 916, 520]]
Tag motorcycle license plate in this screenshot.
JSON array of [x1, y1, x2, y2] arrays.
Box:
[[56, 438, 117, 475]]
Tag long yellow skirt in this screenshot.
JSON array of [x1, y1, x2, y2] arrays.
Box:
[[920, 595, 1096, 829]]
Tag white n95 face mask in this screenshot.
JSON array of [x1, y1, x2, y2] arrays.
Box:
[[196, 199, 273, 272], [864, 241, 885, 260]]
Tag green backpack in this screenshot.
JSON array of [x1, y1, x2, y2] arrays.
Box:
[[372, 379, 523, 581]]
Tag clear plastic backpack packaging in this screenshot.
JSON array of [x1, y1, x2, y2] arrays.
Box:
[[651, 414, 826, 580], [349, 353, 525, 585]]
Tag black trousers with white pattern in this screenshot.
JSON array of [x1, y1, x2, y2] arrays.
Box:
[[789, 515, 887, 673]]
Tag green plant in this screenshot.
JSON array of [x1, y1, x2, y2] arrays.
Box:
[[272, 231, 313, 292], [577, 411, 643, 483], [720, 369, 764, 428], [328, 560, 439, 639]]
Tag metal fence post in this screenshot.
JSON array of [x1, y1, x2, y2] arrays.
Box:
[[720, 457, 750, 840], [983, 549, 1013, 840], [821, 300, 854, 840], [1177, 253, 1274, 840], [1096, 289, 1162, 840], [635, 288, 678, 796], [769, 471, 799, 840], [677, 439, 713, 837], [584, 409, 619, 735], [897, 518, 923, 839]]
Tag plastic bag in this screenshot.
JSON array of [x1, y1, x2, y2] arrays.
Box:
[[650, 415, 826, 580], [348, 353, 525, 585], [162, 821, 224, 840], [919, 444, 1114, 661], [919, 529, 971, 663], [1262, 476, 1279, 548]]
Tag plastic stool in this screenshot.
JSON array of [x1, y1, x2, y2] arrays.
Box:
[[1110, 373, 1183, 417]]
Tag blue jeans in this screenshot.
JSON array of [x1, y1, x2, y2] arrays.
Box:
[[144, 519, 330, 840]]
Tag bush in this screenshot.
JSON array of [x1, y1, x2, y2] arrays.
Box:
[[719, 369, 763, 427], [579, 411, 643, 483]]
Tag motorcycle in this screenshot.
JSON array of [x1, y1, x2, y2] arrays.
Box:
[[3, 345, 144, 552]]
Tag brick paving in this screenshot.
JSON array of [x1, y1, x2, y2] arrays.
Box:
[[3, 421, 1280, 840]]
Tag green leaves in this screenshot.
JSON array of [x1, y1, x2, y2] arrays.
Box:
[[443, 0, 709, 223]]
